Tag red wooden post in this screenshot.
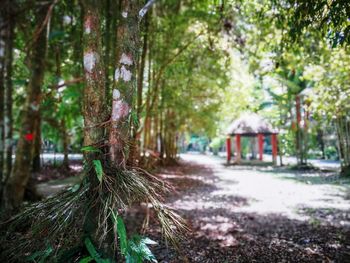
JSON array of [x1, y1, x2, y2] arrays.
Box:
[[258, 133, 264, 161], [236, 134, 241, 163], [272, 134, 278, 165], [226, 137, 231, 163]]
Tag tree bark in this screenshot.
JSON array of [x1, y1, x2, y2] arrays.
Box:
[[61, 119, 70, 170], [82, 0, 140, 258], [3, 3, 14, 184], [104, 0, 112, 99], [3, 2, 49, 209], [32, 115, 41, 172], [0, 14, 5, 192], [109, 0, 140, 167], [81, 0, 114, 258], [129, 10, 149, 165]]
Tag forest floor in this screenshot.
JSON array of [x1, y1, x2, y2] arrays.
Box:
[[127, 153, 350, 263], [35, 153, 350, 262]]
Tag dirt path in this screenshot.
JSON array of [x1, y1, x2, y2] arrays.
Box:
[[143, 154, 350, 263]]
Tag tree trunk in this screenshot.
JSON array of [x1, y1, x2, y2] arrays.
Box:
[[32, 115, 41, 172], [129, 11, 149, 165], [3, 5, 14, 185], [316, 128, 325, 159], [3, 3, 49, 209], [82, 0, 140, 258], [336, 116, 350, 176], [104, 0, 112, 99], [0, 15, 5, 192], [61, 119, 70, 170], [109, 0, 140, 167], [81, 0, 115, 258]]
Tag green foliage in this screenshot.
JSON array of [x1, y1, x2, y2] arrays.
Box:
[[325, 146, 338, 160], [284, 0, 350, 46], [110, 209, 128, 256], [209, 137, 225, 155], [79, 256, 94, 263], [92, 160, 103, 182], [81, 146, 102, 153], [84, 237, 111, 263], [111, 212, 158, 263], [26, 244, 53, 263], [126, 236, 157, 263]]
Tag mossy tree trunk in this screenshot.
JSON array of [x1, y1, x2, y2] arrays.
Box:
[[3, 2, 49, 209], [82, 0, 141, 258], [3, 1, 14, 185], [32, 116, 41, 173], [129, 10, 149, 165], [81, 0, 113, 257], [336, 116, 350, 176], [82, 2, 107, 153], [109, 0, 140, 167], [0, 14, 5, 193]]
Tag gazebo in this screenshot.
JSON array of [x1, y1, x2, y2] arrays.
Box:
[[226, 113, 278, 164]]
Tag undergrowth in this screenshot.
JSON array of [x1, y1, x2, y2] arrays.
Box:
[[0, 163, 187, 262]]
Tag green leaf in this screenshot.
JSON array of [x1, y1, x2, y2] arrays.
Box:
[[79, 256, 94, 263], [139, 243, 157, 262], [93, 160, 103, 182], [49, 30, 65, 41], [117, 216, 128, 256], [126, 251, 142, 263], [69, 183, 80, 192], [84, 237, 110, 263], [141, 237, 157, 245], [127, 236, 158, 263], [13, 79, 27, 86], [81, 145, 101, 153], [26, 244, 53, 262]]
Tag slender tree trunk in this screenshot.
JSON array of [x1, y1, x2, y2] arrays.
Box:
[[104, 0, 111, 98], [0, 15, 5, 192], [3, 3, 49, 209], [61, 119, 70, 170], [81, 0, 112, 257], [339, 116, 350, 175], [3, 8, 14, 184], [159, 87, 164, 159], [32, 115, 41, 172], [129, 11, 149, 164], [109, 0, 140, 167], [317, 128, 325, 159]]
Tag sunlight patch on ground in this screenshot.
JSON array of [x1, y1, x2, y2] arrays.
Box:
[[179, 154, 350, 225]]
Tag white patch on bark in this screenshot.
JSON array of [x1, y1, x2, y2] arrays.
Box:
[[114, 68, 120, 81], [113, 89, 120, 100], [112, 100, 129, 121], [85, 26, 91, 34], [122, 11, 128, 18], [63, 15, 72, 25], [120, 66, 132, 82], [4, 116, 9, 125], [30, 103, 39, 111], [84, 52, 98, 73], [120, 53, 133, 66], [0, 47, 4, 57]]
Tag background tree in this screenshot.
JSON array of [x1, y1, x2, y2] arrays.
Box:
[[3, 1, 51, 209]]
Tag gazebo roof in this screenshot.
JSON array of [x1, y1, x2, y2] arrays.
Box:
[[227, 113, 278, 136]]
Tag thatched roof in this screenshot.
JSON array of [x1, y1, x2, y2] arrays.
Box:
[[227, 113, 278, 136]]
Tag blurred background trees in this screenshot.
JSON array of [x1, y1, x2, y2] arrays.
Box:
[[0, 0, 349, 207]]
